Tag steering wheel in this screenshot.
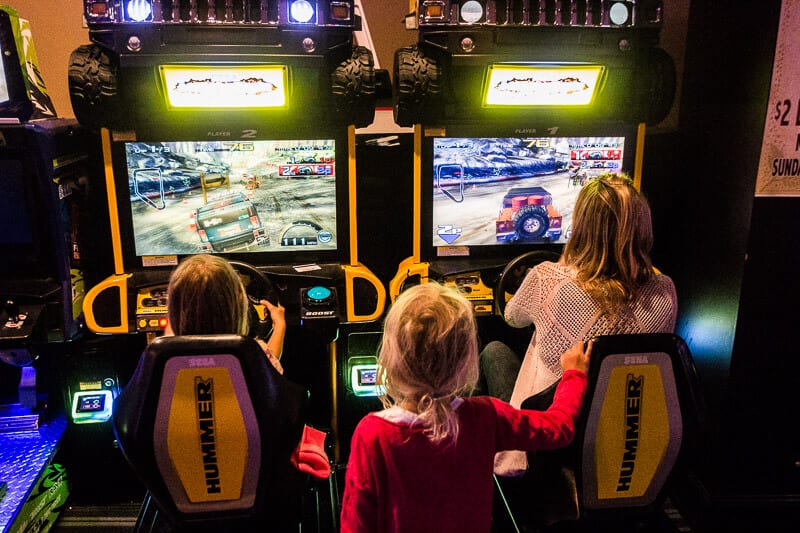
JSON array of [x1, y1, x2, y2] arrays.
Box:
[[229, 260, 280, 339], [495, 250, 561, 319]]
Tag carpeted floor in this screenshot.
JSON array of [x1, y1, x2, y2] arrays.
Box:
[[51, 502, 140, 532]]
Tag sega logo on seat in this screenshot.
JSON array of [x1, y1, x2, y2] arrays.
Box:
[[189, 357, 217, 367]]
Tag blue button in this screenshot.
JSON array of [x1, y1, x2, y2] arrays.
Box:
[[307, 286, 332, 301]]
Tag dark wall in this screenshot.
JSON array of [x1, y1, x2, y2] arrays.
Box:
[[646, 0, 800, 502], [646, 0, 778, 400], [722, 0, 800, 491]]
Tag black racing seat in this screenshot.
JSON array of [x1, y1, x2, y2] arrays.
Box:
[[112, 334, 310, 532], [494, 333, 705, 532]]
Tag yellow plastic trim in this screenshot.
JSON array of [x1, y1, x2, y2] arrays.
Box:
[[82, 273, 132, 334], [168, 367, 249, 504], [348, 124, 358, 266], [412, 124, 422, 262], [101, 128, 125, 274], [342, 263, 386, 322], [633, 122, 645, 191], [388, 257, 430, 303]]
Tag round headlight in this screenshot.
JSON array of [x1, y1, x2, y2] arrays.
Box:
[[290, 0, 315, 23], [609, 2, 631, 25], [126, 0, 153, 22], [460, 1, 484, 24]]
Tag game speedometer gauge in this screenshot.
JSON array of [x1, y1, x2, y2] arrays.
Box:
[[280, 220, 331, 246]]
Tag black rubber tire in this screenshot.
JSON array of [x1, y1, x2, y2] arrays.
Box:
[[68, 44, 122, 131], [331, 45, 376, 128], [642, 47, 677, 126], [513, 204, 549, 240], [393, 45, 442, 127]]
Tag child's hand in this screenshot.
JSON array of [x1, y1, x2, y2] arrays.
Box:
[[561, 340, 592, 374], [260, 299, 286, 363], [262, 299, 286, 328]]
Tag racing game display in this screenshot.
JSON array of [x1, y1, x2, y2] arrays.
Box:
[[432, 136, 626, 249], [124, 139, 337, 257]]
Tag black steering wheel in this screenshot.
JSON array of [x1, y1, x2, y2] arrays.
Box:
[[229, 260, 280, 339], [495, 250, 561, 319]]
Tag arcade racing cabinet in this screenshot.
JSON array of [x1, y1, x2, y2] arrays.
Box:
[[1, 6, 90, 532], [69, 3, 386, 522], [386, 2, 679, 529], [390, 0, 675, 318], [0, 118, 89, 533], [336, 0, 678, 464]]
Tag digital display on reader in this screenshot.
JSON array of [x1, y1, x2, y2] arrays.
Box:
[[350, 363, 382, 397], [76, 393, 106, 413], [357, 367, 377, 386], [71, 390, 114, 424]]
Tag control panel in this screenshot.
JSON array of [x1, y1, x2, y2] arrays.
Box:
[[442, 272, 494, 316], [135, 285, 169, 333]]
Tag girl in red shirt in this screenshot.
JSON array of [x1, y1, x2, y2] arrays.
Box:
[[340, 282, 590, 533]]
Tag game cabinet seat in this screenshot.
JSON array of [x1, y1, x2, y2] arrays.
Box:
[[494, 333, 706, 532], [112, 334, 310, 532]]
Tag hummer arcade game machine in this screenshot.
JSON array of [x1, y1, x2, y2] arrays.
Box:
[[336, 0, 675, 461], [388, 0, 674, 322], [387, 0, 676, 527], [68, 0, 385, 475], [0, 6, 90, 532]]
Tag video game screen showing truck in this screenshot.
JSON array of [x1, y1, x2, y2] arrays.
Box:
[[431, 136, 626, 248], [124, 139, 337, 257]]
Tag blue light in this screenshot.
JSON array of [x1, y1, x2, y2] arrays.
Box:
[[290, 0, 315, 23], [307, 286, 332, 301]]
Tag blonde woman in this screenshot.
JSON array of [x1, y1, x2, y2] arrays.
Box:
[[483, 173, 677, 476], [340, 282, 590, 533], [165, 254, 285, 373]]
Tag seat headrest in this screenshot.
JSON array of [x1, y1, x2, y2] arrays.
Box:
[[112, 334, 308, 525]]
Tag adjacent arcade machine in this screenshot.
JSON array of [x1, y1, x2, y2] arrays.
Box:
[[0, 6, 84, 532], [389, 0, 674, 316], [381, 0, 678, 527], [71, 0, 385, 465], [337, 1, 676, 460]]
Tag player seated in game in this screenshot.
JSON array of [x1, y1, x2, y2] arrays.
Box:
[[163, 254, 285, 373], [120, 255, 330, 483], [480, 172, 678, 477]]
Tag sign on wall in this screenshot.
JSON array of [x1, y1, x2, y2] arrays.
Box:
[[756, 0, 800, 196]]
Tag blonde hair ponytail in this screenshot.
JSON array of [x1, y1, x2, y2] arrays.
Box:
[[378, 282, 479, 444]]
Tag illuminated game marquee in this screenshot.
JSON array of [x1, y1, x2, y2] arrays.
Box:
[[395, 0, 674, 126], [70, 1, 376, 131]]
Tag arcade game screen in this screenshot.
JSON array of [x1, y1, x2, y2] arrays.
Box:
[[431, 136, 627, 250], [122, 139, 337, 258]]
